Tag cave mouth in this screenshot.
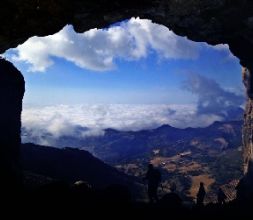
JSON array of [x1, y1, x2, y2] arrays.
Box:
[[1, 18, 246, 203]]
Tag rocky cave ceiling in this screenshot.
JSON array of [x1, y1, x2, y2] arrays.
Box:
[[0, 0, 253, 69], [1, 0, 253, 196]]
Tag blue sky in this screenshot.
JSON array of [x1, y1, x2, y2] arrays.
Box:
[[4, 18, 242, 106], [1, 18, 246, 140], [7, 40, 242, 106]]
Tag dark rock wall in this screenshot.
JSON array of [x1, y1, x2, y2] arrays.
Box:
[[0, 0, 253, 193], [240, 66, 253, 200], [242, 97, 253, 174], [0, 58, 25, 193], [242, 67, 253, 174], [1, 1, 253, 68]]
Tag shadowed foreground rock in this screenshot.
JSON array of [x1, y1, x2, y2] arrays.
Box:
[[0, 58, 25, 195], [17, 180, 253, 217]]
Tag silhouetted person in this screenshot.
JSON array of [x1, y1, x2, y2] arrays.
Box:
[[217, 188, 227, 205], [196, 182, 206, 206], [144, 164, 161, 203]]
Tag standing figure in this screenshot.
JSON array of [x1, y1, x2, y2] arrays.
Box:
[[144, 164, 161, 203], [196, 182, 206, 206]]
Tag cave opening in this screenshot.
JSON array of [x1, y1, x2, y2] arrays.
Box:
[[1, 1, 253, 216], [1, 17, 246, 204]]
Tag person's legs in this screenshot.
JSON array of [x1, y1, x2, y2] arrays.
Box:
[[148, 185, 159, 203], [148, 187, 154, 203], [154, 186, 159, 202]]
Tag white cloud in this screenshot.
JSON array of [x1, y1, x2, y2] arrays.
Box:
[[213, 44, 230, 51], [5, 18, 200, 72], [183, 73, 245, 118], [21, 103, 229, 144], [212, 43, 237, 60]]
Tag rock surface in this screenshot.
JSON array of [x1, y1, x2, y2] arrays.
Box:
[[239, 67, 253, 199], [242, 97, 253, 174], [0, 58, 25, 194], [0, 1, 253, 196], [0, 0, 253, 69]]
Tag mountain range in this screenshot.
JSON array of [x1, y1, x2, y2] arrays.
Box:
[[22, 120, 243, 202]]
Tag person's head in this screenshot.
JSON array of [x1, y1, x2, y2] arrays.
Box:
[[200, 182, 204, 187], [148, 164, 154, 170]]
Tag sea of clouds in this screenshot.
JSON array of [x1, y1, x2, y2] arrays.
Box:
[[22, 102, 244, 145]]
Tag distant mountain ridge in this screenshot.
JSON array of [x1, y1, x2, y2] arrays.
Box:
[[22, 120, 243, 163]]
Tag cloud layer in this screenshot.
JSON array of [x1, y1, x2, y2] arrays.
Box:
[[183, 73, 245, 119], [5, 18, 203, 72], [21, 103, 243, 145]]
